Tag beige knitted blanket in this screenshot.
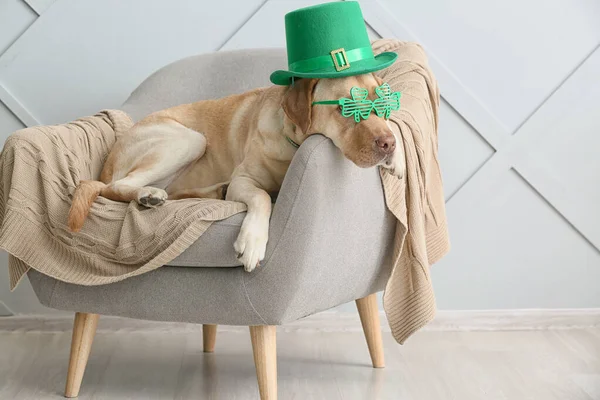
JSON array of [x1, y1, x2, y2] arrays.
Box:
[[0, 110, 247, 289], [0, 40, 448, 344], [374, 39, 449, 343]]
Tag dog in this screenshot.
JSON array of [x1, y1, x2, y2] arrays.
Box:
[[68, 73, 405, 271]]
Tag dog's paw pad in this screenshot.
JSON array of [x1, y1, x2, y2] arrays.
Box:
[[382, 154, 404, 179], [137, 187, 168, 208]]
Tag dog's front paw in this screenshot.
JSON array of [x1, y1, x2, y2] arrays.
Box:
[[381, 127, 405, 178], [382, 149, 405, 179], [234, 218, 268, 272]]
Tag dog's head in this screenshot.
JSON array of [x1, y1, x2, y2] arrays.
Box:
[[282, 74, 397, 168]]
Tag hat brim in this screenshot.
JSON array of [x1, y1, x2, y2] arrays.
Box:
[[270, 52, 397, 85]]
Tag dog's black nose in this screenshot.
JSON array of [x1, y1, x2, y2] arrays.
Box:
[[375, 135, 396, 154]]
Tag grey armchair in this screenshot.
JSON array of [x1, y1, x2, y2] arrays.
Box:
[[27, 49, 396, 400]]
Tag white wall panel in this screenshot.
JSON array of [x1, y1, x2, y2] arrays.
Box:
[[438, 99, 494, 199], [23, 0, 56, 15], [0, 101, 25, 143], [379, 0, 600, 133], [0, 0, 37, 55], [433, 169, 600, 310], [525, 92, 600, 243], [222, 0, 325, 50], [365, 22, 381, 40], [222, 1, 381, 54], [511, 48, 600, 249], [0, 0, 264, 125]]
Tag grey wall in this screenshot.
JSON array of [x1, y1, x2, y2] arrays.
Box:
[[0, 0, 599, 315]]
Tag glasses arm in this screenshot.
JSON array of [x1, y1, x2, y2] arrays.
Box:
[[311, 100, 343, 106]]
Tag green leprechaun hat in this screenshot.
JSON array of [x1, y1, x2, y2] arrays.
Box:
[[270, 1, 397, 85]]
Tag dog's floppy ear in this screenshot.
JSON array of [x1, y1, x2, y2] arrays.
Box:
[[281, 78, 318, 135]]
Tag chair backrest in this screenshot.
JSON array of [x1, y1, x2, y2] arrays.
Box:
[[122, 48, 288, 121]]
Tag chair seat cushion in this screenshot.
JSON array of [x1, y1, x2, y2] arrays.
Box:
[[165, 213, 244, 268]]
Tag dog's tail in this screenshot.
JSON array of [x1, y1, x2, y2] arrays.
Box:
[[68, 180, 107, 232]]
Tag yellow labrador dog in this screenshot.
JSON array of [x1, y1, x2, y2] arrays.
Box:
[[68, 74, 404, 271]]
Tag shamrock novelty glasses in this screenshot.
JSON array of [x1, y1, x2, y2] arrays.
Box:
[[312, 83, 401, 123]]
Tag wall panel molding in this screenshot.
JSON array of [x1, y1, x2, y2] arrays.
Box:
[[0, 84, 39, 127], [22, 0, 56, 16]]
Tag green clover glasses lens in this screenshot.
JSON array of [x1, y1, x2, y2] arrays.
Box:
[[312, 83, 401, 122]]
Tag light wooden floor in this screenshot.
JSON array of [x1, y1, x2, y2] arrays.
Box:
[[0, 323, 598, 399]]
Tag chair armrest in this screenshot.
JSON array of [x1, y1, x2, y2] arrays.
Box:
[[245, 135, 396, 324]]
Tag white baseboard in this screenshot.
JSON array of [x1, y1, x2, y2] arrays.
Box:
[[426, 309, 600, 331], [0, 309, 598, 333], [290, 308, 600, 332]]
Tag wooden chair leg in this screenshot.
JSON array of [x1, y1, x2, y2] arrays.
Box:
[[356, 294, 385, 368], [249, 325, 277, 400], [65, 312, 100, 398], [203, 324, 217, 353]]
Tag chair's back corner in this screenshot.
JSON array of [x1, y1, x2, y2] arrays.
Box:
[[121, 48, 287, 121]]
